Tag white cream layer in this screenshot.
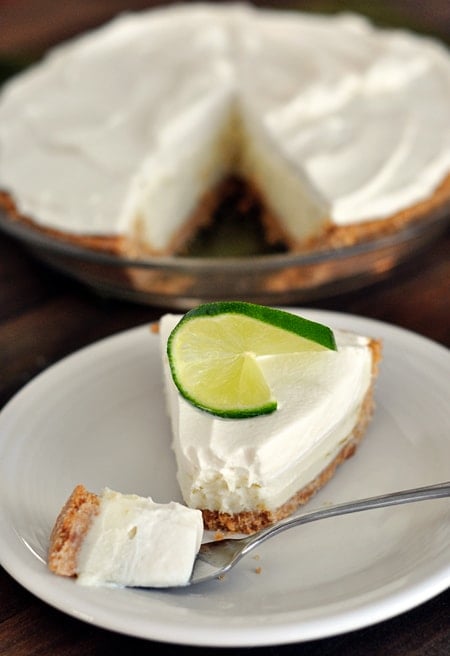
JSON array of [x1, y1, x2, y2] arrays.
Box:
[[0, 4, 449, 251], [76, 488, 203, 587], [160, 314, 373, 515], [236, 8, 450, 226]]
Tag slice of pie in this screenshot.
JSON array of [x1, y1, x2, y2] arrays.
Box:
[[159, 310, 382, 534]]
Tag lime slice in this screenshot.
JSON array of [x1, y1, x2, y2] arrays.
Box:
[[167, 301, 337, 418]]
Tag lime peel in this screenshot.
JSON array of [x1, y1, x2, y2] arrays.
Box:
[[167, 301, 337, 419]]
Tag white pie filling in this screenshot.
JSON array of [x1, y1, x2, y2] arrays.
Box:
[[76, 489, 203, 587]]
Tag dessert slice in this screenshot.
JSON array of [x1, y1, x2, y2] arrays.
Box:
[[48, 485, 203, 587], [160, 303, 382, 534]]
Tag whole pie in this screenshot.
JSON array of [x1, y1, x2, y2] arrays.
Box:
[[0, 3, 449, 257]]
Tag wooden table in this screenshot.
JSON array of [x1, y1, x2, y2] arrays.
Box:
[[0, 2, 449, 654]]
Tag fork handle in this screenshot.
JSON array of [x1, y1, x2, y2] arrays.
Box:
[[242, 481, 450, 555]]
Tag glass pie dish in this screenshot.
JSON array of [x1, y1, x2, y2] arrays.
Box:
[[0, 201, 448, 310]]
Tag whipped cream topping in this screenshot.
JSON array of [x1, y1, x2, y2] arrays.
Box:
[[0, 4, 449, 250], [76, 488, 203, 587], [160, 314, 373, 515], [236, 9, 450, 225]]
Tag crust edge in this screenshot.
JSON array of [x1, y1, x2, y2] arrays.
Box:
[[47, 484, 100, 577]]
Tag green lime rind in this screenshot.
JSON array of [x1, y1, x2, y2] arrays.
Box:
[[171, 392, 278, 420], [166, 301, 337, 418], [172, 301, 337, 351]]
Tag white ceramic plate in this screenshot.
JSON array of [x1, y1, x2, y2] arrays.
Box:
[[0, 310, 449, 647]]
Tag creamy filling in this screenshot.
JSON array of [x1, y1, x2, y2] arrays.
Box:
[[237, 108, 330, 242], [122, 87, 237, 252], [160, 314, 373, 515], [0, 5, 449, 249], [76, 488, 203, 587]]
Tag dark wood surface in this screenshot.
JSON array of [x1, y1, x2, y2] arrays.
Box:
[[0, 2, 449, 654]]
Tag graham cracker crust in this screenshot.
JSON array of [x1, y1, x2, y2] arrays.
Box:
[[0, 179, 236, 259], [1, 172, 449, 259], [254, 173, 450, 253], [48, 484, 100, 577], [202, 337, 382, 534], [322, 173, 450, 250], [0, 191, 127, 255]]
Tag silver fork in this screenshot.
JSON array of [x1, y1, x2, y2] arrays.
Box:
[[189, 481, 450, 585]]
